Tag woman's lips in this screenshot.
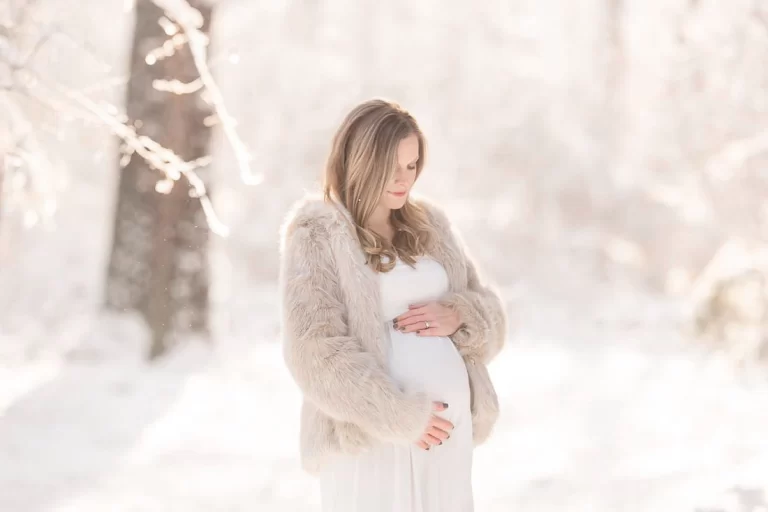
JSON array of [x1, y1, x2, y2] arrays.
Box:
[[389, 191, 407, 197]]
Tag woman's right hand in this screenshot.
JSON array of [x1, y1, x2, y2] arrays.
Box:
[[415, 401, 454, 450]]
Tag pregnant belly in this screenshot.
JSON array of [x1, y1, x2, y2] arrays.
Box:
[[387, 327, 470, 418]]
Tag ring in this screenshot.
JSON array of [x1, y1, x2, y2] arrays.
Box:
[[424, 321, 430, 329]]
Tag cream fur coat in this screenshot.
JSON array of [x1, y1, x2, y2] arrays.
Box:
[[278, 194, 507, 475]]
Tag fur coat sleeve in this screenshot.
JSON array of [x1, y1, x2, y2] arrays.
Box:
[[279, 217, 434, 444], [426, 205, 508, 364]]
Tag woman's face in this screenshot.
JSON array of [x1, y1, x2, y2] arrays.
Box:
[[378, 133, 420, 211]]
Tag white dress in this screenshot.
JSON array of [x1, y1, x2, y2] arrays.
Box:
[[319, 257, 474, 512]]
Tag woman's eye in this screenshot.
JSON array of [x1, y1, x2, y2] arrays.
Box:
[[407, 164, 417, 171]]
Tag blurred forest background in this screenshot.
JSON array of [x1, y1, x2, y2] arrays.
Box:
[[2, 0, 768, 511]]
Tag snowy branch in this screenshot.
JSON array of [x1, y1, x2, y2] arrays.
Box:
[[0, 7, 59, 226], [31, 75, 230, 236], [0, 91, 58, 227], [150, 0, 262, 186], [706, 131, 768, 180], [0, 0, 252, 237]]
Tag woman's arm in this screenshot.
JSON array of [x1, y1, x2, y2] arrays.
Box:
[[442, 249, 507, 363], [429, 206, 508, 363], [280, 222, 433, 443]]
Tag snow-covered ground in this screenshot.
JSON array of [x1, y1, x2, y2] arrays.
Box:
[[2, 299, 768, 512]]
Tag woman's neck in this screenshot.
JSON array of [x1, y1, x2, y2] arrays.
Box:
[[367, 204, 394, 242]]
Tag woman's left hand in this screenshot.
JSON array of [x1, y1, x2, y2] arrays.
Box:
[[394, 302, 462, 337]]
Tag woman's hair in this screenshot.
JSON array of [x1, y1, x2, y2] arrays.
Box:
[[323, 98, 434, 273]]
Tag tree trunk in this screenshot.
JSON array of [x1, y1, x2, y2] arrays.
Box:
[[105, 0, 214, 360]]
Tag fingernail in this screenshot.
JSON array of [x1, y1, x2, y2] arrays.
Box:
[[439, 441, 443, 445], [442, 402, 449, 408], [426, 446, 430, 451]]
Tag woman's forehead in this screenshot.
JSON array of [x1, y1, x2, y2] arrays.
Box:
[[396, 134, 420, 162]]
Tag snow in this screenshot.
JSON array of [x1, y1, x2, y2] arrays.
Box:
[[3, 307, 768, 511], [3, 0, 768, 510]]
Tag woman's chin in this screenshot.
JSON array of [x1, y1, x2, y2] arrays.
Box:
[[385, 195, 408, 209]]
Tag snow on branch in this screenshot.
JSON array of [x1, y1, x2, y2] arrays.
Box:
[[706, 131, 768, 180], [34, 76, 231, 236], [150, 0, 262, 186], [0, 10, 60, 228], [1, 0, 257, 238], [0, 92, 58, 228]]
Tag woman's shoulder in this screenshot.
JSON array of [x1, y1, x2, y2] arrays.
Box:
[[410, 194, 453, 234], [279, 193, 456, 249], [279, 193, 352, 251]]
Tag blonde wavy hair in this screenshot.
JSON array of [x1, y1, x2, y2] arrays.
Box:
[[323, 99, 434, 273]]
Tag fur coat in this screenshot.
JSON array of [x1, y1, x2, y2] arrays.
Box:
[[278, 194, 507, 475]]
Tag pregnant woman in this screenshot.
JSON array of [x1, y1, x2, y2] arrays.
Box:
[[279, 98, 507, 512]]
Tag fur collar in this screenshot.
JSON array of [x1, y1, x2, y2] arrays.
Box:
[[279, 192, 462, 270]]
